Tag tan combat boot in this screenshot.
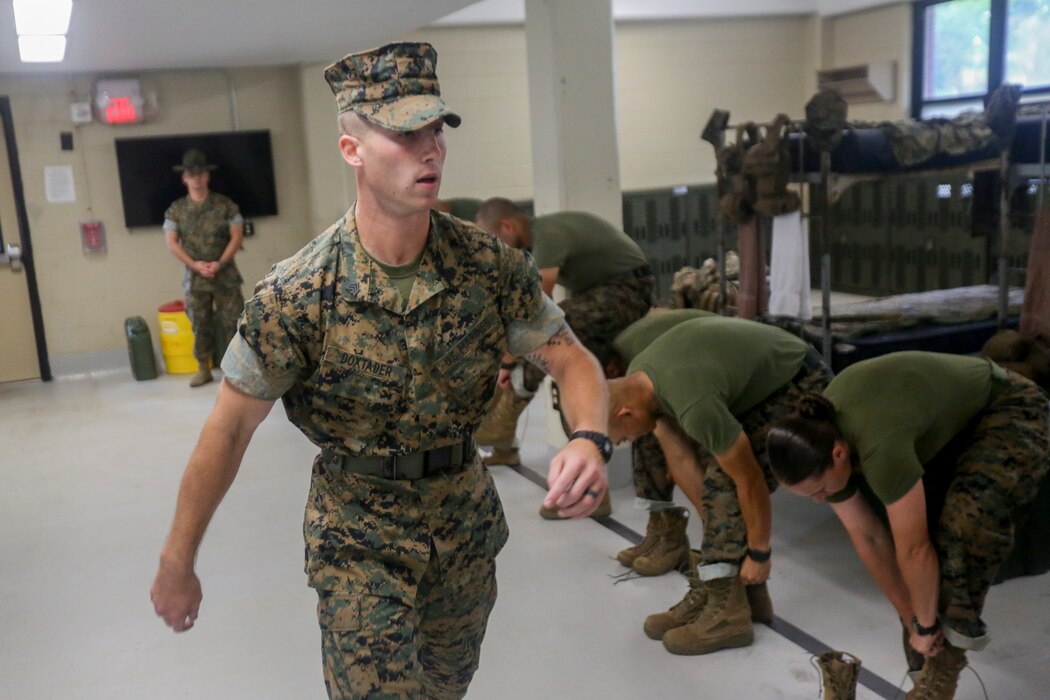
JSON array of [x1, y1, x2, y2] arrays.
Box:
[[189, 361, 213, 388], [814, 650, 862, 700], [539, 490, 612, 520], [906, 643, 967, 700], [632, 507, 690, 576], [643, 560, 707, 640], [616, 510, 663, 566], [745, 582, 774, 624], [662, 576, 753, 655], [475, 385, 531, 467]]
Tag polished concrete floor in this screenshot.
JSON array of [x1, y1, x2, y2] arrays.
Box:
[[1, 368, 1047, 699]]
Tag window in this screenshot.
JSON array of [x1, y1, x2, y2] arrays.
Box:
[[913, 0, 1050, 118]]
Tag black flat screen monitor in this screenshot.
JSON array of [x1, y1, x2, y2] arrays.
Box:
[[114, 130, 277, 228]]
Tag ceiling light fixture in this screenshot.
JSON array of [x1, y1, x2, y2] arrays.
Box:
[[13, 0, 73, 63], [17, 35, 67, 63], [12, 0, 72, 35]]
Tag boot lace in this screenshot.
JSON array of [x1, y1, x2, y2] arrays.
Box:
[[898, 648, 986, 700], [669, 582, 705, 614]]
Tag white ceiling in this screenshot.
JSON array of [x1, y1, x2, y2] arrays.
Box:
[[0, 0, 900, 75]]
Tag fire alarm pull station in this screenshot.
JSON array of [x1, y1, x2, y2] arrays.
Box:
[[80, 219, 106, 253]]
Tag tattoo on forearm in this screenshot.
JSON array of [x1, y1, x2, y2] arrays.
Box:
[[546, 326, 576, 348], [523, 326, 576, 375]]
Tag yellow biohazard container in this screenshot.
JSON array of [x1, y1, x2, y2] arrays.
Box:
[[157, 300, 198, 374]]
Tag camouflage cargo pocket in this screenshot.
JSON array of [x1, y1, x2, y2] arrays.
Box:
[[318, 592, 417, 698]]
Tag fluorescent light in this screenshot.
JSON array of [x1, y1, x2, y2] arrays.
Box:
[[18, 35, 67, 63], [12, 0, 73, 36]]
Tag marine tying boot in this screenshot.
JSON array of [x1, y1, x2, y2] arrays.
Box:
[[632, 507, 690, 576], [905, 642, 967, 700], [661, 576, 753, 655]]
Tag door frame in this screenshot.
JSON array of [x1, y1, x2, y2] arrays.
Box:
[[1, 96, 51, 381]]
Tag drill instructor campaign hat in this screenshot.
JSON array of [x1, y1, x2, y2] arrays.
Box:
[[173, 148, 218, 173], [172, 149, 217, 173], [324, 41, 461, 132]]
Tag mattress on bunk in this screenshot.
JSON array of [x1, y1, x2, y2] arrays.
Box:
[[788, 127, 1001, 173], [806, 284, 1024, 339], [787, 113, 1050, 174]]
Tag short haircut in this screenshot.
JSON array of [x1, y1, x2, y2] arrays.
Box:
[[475, 197, 525, 230]]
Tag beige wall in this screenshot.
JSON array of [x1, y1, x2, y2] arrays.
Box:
[[616, 17, 810, 190], [1, 9, 913, 369], [822, 2, 912, 121], [0, 68, 313, 366]]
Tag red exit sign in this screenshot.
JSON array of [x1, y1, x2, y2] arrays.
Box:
[[105, 97, 138, 124], [94, 79, 147, 125]]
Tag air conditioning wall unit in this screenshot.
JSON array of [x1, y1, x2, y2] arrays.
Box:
[[816, 60, 896, 104]]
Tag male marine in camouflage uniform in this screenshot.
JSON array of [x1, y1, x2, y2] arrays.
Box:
[[606, 308, 717, 576], [163, 148, 245, 387], [473, 199, 653, 517], [605, 316, 833, 655], [150, 42, 611, 700]]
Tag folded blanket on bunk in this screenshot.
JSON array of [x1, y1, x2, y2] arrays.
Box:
[[806, 284, 1024, 339]]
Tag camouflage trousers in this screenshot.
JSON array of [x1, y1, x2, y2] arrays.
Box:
[[185, 285, 243, 363], [698, 357, 834, 571], [521, 270, 654, 392], [924, 372, 1049, 642], [632, 432, 675, 505], [317, 548, 497, 699]]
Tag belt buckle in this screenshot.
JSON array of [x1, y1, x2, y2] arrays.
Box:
[[425, 446, 452, 475]]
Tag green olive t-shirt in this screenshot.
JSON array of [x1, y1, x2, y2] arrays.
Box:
[[825, 352, 1007, 506], [627, 317, 810, 454], [530, 211, 649, 293], [613, 308, 716, 362]]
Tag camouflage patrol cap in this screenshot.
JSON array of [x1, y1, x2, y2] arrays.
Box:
[[324, 41, 461, 132]]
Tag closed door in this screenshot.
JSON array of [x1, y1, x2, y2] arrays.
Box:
[[0, 98, 42, 383]]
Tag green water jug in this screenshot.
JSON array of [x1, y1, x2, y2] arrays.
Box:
[[125, 316, 158, 381]]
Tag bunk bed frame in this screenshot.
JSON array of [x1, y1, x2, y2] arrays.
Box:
[[710, 102, 1049, 366]]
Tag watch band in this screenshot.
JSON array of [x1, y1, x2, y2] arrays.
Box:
[[569, 430, 612, 463], [912, 616, 941, 636], [745, 547, 771, 563]]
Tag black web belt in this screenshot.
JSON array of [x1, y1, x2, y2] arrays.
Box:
[[323, 439, 475, 480]]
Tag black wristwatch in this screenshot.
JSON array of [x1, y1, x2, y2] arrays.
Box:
[[912, 616, 941, 636], [746, 547, 772, 563], [570, 430, 613, 463]]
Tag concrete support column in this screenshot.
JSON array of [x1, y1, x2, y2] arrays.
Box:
[[524, 0, 622, 228], [524, 0, 624, 456]]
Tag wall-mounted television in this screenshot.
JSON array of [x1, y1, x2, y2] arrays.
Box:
[[114, 129, 278, 228]]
